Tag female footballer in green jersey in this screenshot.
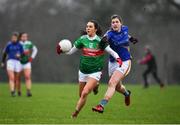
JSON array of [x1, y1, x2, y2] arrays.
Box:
[[56, 20, 122, 118], [17, 32, 38, 97]]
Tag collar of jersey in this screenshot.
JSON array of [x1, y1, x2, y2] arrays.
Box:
[[87, 34, 97, 41], [111, 25, 123, 33]]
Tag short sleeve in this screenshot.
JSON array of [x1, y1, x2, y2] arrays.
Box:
[[99, 36, 109, 50], [74, 36, 84, 49], [104, 30, 111, 40], [3, 43, 10, 53], [121, 25, 129, 38], [29, 41, 34, 49]]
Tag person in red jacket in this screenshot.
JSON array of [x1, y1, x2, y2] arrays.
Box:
[[138, 46, 164, 88]]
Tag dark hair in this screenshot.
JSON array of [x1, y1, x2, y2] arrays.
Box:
[[111, 14, 123, 23], [81, 20, 102, 36], [12, 32, 19, 37], [18, 32, 28, 40], [89, 20, 102, 36], [80, 30, 87, 36]]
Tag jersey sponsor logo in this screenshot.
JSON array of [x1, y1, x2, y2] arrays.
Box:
[[82, 48, 104, 56], [89, 43, 94, 48]]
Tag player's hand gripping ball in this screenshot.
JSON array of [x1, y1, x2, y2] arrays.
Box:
[[56, 39, 72, 54]]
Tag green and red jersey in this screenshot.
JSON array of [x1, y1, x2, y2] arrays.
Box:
[[74, 35, 108, 74], [20, 41, 34, 64]]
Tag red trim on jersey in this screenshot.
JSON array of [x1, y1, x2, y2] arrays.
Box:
[[82, 48, 104, 56]]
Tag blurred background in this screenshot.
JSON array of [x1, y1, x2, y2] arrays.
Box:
[[0, 0, 180, 84]]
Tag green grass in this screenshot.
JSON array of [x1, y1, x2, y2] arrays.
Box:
[[0, 83, 180, 124]]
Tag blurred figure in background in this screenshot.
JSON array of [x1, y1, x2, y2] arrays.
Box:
[[1, 32, 24, 96], [17, 32, 38, 97], [138, 45, 164, 88]]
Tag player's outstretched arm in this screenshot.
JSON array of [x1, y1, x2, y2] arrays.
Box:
[[56, 44, 78, 55], [31, 45, 38, 59], [65, 46, 78, 55], [105, 45, 122, 67]]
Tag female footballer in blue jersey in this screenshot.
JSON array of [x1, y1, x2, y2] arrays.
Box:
[[1, 32, 24, 97], [92, 15, 138, 113]]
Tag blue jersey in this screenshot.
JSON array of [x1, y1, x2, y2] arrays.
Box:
[[105, 25, 131, 62], [3, 41, 24, 60]]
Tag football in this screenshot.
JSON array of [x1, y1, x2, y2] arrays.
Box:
[[58, 39, 72, 52]]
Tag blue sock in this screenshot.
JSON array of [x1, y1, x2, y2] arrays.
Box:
[[123, 90, 129, 97], [100, 99, 108, 107]]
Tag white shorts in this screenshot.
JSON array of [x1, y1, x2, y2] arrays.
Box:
[[20, 62, 31, 70], [6, 59, 22, 72], [108, 60, 131, 77], [79, 70, 102, 83]]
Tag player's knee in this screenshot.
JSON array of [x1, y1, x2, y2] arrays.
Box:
[[108, 80, 116, 88], [9, 76, 15, 81], [81, 90, 89, 98], [25, 75, 31, 81], [15, 79, 20, 84]]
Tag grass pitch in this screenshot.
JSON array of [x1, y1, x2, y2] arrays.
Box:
[[0, 83, 180, 124]]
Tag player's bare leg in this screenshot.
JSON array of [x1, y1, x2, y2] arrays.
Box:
[[79, 82, 86, 97], [93, 84, 99, 95], [93, 70, 130, 113], [7, 70, 16, 97], [15, 72, 21, 96], [24, 68, 32, 97], [115, 82, 124, 94], [115, 82, 131, 106], [72, 78, 98, 118]]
